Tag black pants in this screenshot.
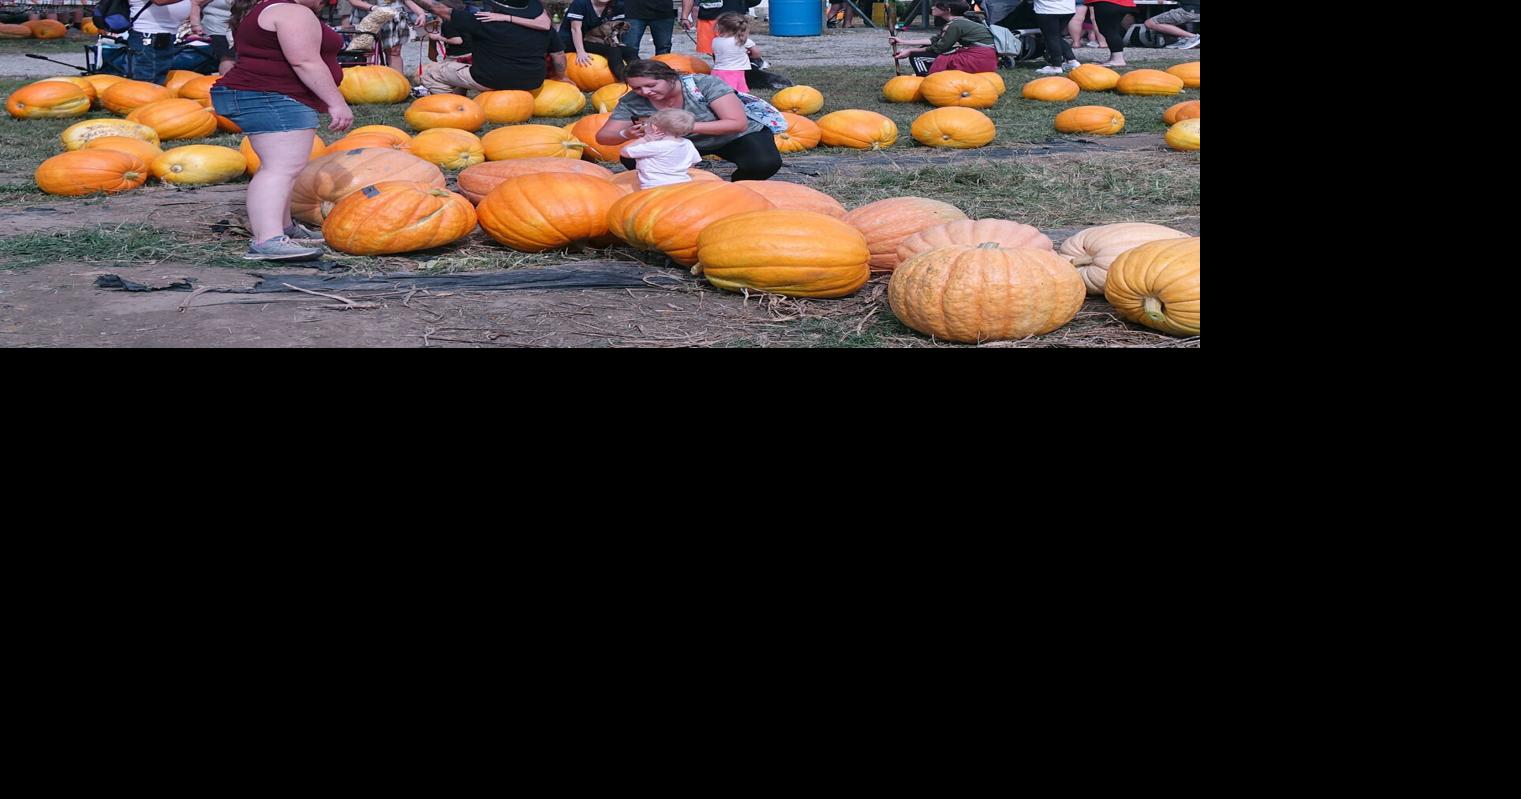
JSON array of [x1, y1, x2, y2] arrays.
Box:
[[1036, 13, 1075, 66], [621, 129, 782, 183], [1090, 1, 1129, 54], [580, 41, 639, 83]]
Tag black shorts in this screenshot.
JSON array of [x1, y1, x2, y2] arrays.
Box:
[[209, 34, 231, 62]]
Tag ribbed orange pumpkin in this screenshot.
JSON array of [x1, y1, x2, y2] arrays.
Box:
[[322, 181, 478, 255], [842, 197, 969, 271], [896, 219, 1053, 265], [347, 124, 412, 145], [532, 80, 587, 117], [1103, 237, 1199, 335], [1058, 222, 1190, 295], [408, 127, 486, 170], [127, 98, 218, 140], [921, 71, 998, 108], [1021, 76, 1081, 102], [60, 118, 160, 150], [37, 76, 98, 106], [696, 210, 870, 298], [591, 83, 628, 113], [475, 89, 535, 123], [1165, 118, 1199, 151], [607, 181, 774, 266], [734, 180, 845, 218], [5, 81, 91, 119], [1166, 61, 1199, 89], [476, 173, 626, 251], [338, 65, 411, 104], [1068, 64, 1121, 91], [24, 19, 66, 39], [566, 52, 617, 91], [163, 70, 201, 97], [1115, 69, 1184, 96], [152, 145, 247, 186], [326, 132, 409, 152], [775, 112, 821, 153], [457, 158, 615, 204], [651, 53, 710, 74], [911, 107, 995, 149], [1162, 100, 1200, 125], [290, 148, 446, 224], [82, 74, 127, 96], [882, 75, 924, 103], [176, 74, 220, 103], [481, 124, 585, 160], [566, 113, 626, 162], [1053, 105, 1125, 135], [101, 80, 172, 115], [83, 136, 165, 166], [771, 86, 824, 115], [239, 134, 328, 175], [35, 149, 149, 196], [975, 72, 1006, 96], [816, 110, 898, 150], [404, 94, 486, 131], [889, 243, 1086, 343], [608, 167, 721, 193], [0, 23, 33, 38]]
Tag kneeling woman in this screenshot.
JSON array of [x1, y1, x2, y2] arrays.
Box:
[[596, 59, 780, 183], [890, 1, 998, 76]]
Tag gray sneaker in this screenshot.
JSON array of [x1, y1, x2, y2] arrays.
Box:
[[284, 221, 325, 242], [243, 235, 323, 261], [1178, 35, 1200, 49]]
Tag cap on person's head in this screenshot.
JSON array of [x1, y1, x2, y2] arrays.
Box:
[[484, 0, 544, 15]]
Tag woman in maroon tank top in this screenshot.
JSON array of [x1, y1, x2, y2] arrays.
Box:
[[211, 0, 354, 261]]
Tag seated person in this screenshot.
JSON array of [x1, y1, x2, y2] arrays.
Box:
[[413, 0, 555, 94]]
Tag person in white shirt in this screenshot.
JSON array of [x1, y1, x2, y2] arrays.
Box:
[[708, 12, 759, 93], [1030, 0, 1082, 74], [127, 0, 192, 84], [620, 108, 702, 190]]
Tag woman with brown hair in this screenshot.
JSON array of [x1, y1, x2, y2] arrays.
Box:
[[889, 0, 997, 76]]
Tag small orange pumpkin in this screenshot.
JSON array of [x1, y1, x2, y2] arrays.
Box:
[[408, 127, 486, 170], [566, 113, 627, 163], [816, 110, 898, 150], [1115, 69, 1185, 96], [1163, 100, 1200, 126], [772, 86, 825, 115], [1166, 61, 1200, 89], [404, 94, 486, 132], [475, 90, 535, 123], [882, 75, 924, 103], [82, 74, 127, 96], [921, 70, 999, 109], [566, 52, 617, 91], [480, 124, 586, 160], [651, 53, 711, 74], [775, 112, 821, 153], [1021, 76, 1081, 102], [326, 132, 410, 152], [532, 80, 587, 117], [322, 181, 478, 255], [911, 107, 996, 149], [1053, 105, 1125, 135], [1068, 64, 1120, 92], [35, 149, 149, 196]]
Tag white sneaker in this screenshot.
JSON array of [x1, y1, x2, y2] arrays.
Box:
[[1035, 66, 1065, 75], [1063, 60, 1081, 70]]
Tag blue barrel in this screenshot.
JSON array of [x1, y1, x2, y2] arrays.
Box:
[[770, 0, 824, 37]]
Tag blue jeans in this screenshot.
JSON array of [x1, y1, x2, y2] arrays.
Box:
[[127, 31, 176, 85], [624, 17, 675, 57]]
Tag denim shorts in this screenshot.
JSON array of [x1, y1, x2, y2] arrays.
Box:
[[210, 87, 318, 135]]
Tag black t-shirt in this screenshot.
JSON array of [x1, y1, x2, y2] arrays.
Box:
[[440, 20, 473, 58], [624, 0, 675, 19], [696, 0, 746, 21], [559, 0, 626, 45], [447, 2, 557, 90]]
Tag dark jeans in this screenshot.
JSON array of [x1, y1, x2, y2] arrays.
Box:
[[624, 16, 675, 56], [580, 41, 640, 82], [127, 31, 175, 85], [1036, 13, 1075, 66], [621, 129, 782, 183], [1091, 1, 1129, 54]]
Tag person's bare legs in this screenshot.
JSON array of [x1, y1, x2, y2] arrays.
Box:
[[247, 129, 318, 243], [1146, 18, 1193, 39], [387, 45, 409, 80], [1068, 10, 1085, 47]]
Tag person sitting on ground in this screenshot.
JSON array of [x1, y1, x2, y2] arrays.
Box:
[[596, 59, 780, 182], [1145, 0, 1198, 49], [411, 0, 554, 95], [621, 108, 702, 190], [890, 0, 997, 76], [708, 11, 759, 93], [560, 0, 638, 83], [1031, 0, 1080, 74]]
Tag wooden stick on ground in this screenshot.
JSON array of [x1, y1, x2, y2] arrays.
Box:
[[888, 2, 903, 75]]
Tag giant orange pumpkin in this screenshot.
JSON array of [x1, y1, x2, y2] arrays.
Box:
[[896, 219, 1053, 265], [35, 149, 149, 196], [775, 112, 821, 153], [1053, 105, 1125, 135], [101, 80, 172, 115], [882, 75, 924, 103], [24, 19, 66, 39], [1162, 100, 1200, 125], [475, 89, 535, 123], [1103, 237, 1199, 335], [404, 94, 486, 131], [734, 180, 845, 218], [889, 243, 1087, 343], [408, 127, 486, 170], [36, 76, 98, 106], [591, 83, 628, 113], [696, 210, 870, 298], [322, 181, 478, 255], [531, 79, 587, 117], [608, 168, 721, 193], [475, 173, 626, 251], [1021, 76, 1081, 102], [1115, 69, 1185, 96], [607, 182, 774, 266], [60, 118, 160, 150], [1166, 61, 1200, 89], [481, 124, 585, 160], [566, 52, 617, 91], [338, 65, 412, 104], [771, 86, 824, 115], [921, 71, 998, 109], [152, 145, 247, 186], [842, 197, 969, 271], [457, 158, 615, 204], [816, 110, 897, 150], [290, 148, 446, 224], [239, 134, 329, 175], [910, 107, 995, 149], [1068, 64, 1120, 91], [5, 81, 91, 119], [127, 98, 218, 140]]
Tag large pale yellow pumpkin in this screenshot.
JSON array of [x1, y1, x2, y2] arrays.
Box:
[[1068, 64, 1120, 91], [152, 145, 247, 186], [607, 181, 774, 266], [882, 75, 924, 103], [921, 71, 998, 108], [1053, 105, 1125, 135], [896, 219, 1053, 265], [290, 148, 446, 224], [163, 70, 201, 97], [733, 181, 845, 218], [101, 80, 172, 115], [532, 80, 587, 117], [1021, 76, 1081, 102], [608, 168, 721, 193], [1103, 237, 1199, 335], [35, 149, 149, 196], [408, 127, 485, 170], [481, 124, 585, 160], [1058, 222, 1190, 295], [566, 52, 617, 91], [476, 89, 535, 123], [696, 210, 870, 298], [322, 181, 478, 255], [5, 81, 91, 119], [457, 158, 615, 204], [842, 197, 968, 271], [83, 136, 165, 166], [60, 118, 160, 150], [771, 85, 824, 115], [127, 98, 218, 140], [404, 94, 486, 131], [889, 243, 1086, 343], [775, 112, 821, 153], [1166, 61, 1200, 89], [1165, 118, 1199, 151], [239, 134, 328, 175], [1115, 69, 1185, 96], [816, 110, 898, 150], [338, 65, 412, 104], [1163, 100, 1200, 125], [911, 107, 995, 149], [475, 173, 626, 251]]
